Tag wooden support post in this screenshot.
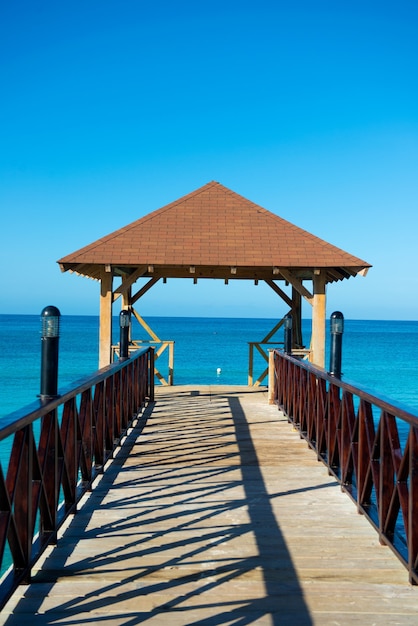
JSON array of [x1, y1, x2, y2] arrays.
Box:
[[122, 284, 132, 341], [168, 341, 174, 385], [99, 267, 113, 369], [248, 343, 254, 386], [311, 272, 326, 368], [121, 284, 131, 311], [292, 287, 303, 348]]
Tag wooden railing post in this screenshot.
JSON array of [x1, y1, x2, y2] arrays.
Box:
[[168, 342, 174, 385], [248, 343, 254, 386], [268, 349, 275, 404], [149, 347, 155, 402], [409, 426, 418, 583]]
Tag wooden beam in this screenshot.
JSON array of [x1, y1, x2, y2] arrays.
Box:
[[311, 272, 326, 368], [278, 269, 313, 304], [59, 263, 102, 280], [99, 268, 113, 369], [131, 309, 161, 342], [112, 266, 147, 301], [131, 277, 160, 305], [127, 265, 315, 281], [260, 318, 287, 344], [121, 286, 131, 311], [254, 343, 269, 363], [254, 366, 269, 387], [264, 279, 292, 307], [292, 287, 303, 348]]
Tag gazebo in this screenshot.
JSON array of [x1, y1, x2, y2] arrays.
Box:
[[58, 181, 371, 373]]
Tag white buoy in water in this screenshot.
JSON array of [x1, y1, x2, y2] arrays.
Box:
[[216, 367, 221, 375]]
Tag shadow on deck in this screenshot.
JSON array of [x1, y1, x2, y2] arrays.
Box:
[[1, 386, 417, 625]]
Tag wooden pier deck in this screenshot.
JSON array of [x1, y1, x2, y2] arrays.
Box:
[[2, 385, 418, 625]]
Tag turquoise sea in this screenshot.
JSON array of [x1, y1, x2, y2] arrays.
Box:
[[1, 314, 418, 422]]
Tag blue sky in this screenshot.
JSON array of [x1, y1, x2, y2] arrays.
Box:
[[1, 0, 417, 319]]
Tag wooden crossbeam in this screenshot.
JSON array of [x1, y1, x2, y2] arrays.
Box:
[[112, 266, 147, 301], [131, 277, 160, 304], [154, 367, 169, 386], [278, 269, 313, 304], [253, 366, 269, 387], [254, 342, 269, 363], [264, 279, 293, 307], [131, 309, 161, 342], [260, 317, 286, 344]]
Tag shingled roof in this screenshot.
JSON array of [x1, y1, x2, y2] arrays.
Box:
[[58, 181, 371, 283]]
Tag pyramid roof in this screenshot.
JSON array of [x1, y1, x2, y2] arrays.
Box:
[[58, 181, 371, 283]]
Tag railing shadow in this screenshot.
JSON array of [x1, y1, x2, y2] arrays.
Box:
[[2, 389, 314, 624]]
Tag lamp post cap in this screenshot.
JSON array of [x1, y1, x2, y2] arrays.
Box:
[[330, 310, 344, 334], [119, 309, 131, 328], [41, 305, 61, 318], [284, 312, 293, 329]]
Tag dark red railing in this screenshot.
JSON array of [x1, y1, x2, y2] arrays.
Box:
[[273, 349, 418, 584], [0, 347, 154, 607]]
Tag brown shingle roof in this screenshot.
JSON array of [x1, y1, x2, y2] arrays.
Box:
[[58, 181, 371, 283]]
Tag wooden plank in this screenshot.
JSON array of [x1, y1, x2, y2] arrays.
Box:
[[2, 386, 417, 625]]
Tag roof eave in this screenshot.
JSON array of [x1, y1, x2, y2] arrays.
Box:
[[58, 261, 371, 284]]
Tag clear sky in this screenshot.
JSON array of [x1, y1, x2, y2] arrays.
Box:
[[1, 0, 417, 320]]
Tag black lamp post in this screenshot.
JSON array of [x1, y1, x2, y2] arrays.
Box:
[[329, 311, 344, 378], [119, 310, 131, 360], [40, 305, 61, 400], [284, 313, 293, 355]]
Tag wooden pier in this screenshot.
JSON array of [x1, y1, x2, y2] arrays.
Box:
[[1, 385, 417, 625]]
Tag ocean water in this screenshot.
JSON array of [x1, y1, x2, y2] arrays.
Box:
[[1, 315, 418, 421]]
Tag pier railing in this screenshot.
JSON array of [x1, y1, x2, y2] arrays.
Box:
[[273, 349, 418, 584], [112, 339, 174, 385], [0, 346, 154, 608]]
